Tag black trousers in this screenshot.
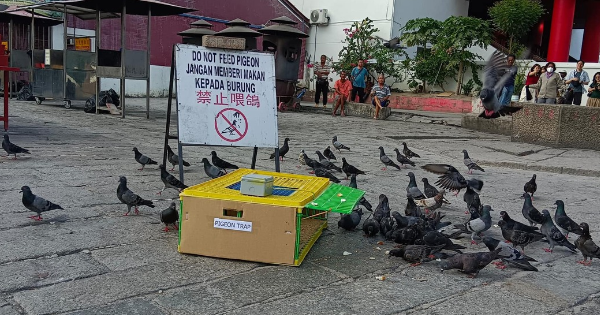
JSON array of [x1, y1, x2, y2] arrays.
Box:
[[572, 92, 583, 105], [315, 80, 329, 105], [351, 86, 365, 103]]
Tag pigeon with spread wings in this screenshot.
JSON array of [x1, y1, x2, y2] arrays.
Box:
[[478, 51, 522, 119], [421, 164, 483, 196]]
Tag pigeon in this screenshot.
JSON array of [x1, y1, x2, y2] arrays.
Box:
[[270, 137, 290, 160], [390, 225, 419, 245], [423, 178, 451, 205], [341, 158, 365, 179], [440, 248, 502, 278], [406, 172, 426, 200], [421, 164, 483, 196], [454, 205, 493, 244], [202, 158, 226, 179], [540, 209, 577, 253], [362, 218, 380, 236], [524, 174, 537, 200], [521, 193, 544, 226], [393, 148, 415, 168], [211, 151, 239, 171], [388, 244, 445, 266], [117, 176, 155, 216], [323, 146, 337, 161], [160, 202, 179, 232], [391, 211, 421, 228], [463, 185, 482, 216], [405, 196, 422, 217], [332, 136, 350, 152], [315, 151, 342, 172], [499, 211, 539, 233], [497, 220, 545, 253], [414, 190, 447, 214], [298, 151, 306, 166], [20, 186, 63, 221], [167, 145, 191, 171], [349, 174, 372, 211], [477, 50, 522, 119], [482, 236, 538, 271], [402, 142, 420, 159], [554, 200, 583, 238], [462, 150, 484, 174], [301, 150, 320, 172], [575, 222, 600, 266], [132, 147, 158, 171], [313, 166, 340, 183], [159, 164, 188, 195], [373, 194, 391, 223], [380, 216, 395, 237], [338, 208, 363, 231], [422, 230, 466, 253], [3, 134, 30, 159], [378, 146, 401, 171]]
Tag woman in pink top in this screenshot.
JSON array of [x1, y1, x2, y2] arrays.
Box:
[[332, 70, 353, 117], [519, 64, 541, 102]]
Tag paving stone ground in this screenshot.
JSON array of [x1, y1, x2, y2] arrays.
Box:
[[2, 98, 600, 314]]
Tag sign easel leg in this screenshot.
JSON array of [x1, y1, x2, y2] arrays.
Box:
[[251, 146, 258, 169], [274, 148, 280, 172]]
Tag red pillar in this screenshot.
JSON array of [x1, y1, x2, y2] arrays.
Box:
[[580, 1, 600, 63], [547, 0, 576, 62]]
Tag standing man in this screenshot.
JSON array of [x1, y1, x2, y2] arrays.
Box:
[[498, 54, 518, 106], [350, 59, 368, 103], [565, 60, 590, 105], [313, 55, 331, 107], [371, 74, 391, 120], [332, 70, 352, 117]]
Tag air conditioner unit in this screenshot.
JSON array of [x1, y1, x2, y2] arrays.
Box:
[[310, 9, 329, 25]]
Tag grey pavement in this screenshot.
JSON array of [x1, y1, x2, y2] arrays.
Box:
[[2, 98, 600, 314]]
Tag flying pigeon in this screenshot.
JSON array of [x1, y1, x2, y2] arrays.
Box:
[[421, 164, 483, 196], [575, 222, 600, 266], [117, 176, 155, 216], [554, 200, 583, 238], [388, 244, 446, 266], [167, 145, 191, 171], [440, 248, 502, 278], [332, 136, 350, 152], [315, 151, 342, 172], [201, 158, 226, 179], [323, 146, 337, 161], [393, 148, 415, 168], [20, 186, 63, 221], [462, 150, 484, 174], [338, 208, 363, 231], [270, 137, 290, 160], [524, 174, 537, 200], [454, 205, 493, 244], [478, 50, 522, 119], [497, 220, 544, 253], [378, 146, 401, 171], [540, 209, 577, 253], [3, 134, 30, 159], [132, 147, 158, 171], [341, 158, 365, 179], [482, 236, 538, 271], [402, 142, 420, 159], [406, 172, 426, 200], [160, 202, 179, 232], [499, 211, 539, 233], [211, 151, 239, 171], [158, 164, 188, 195], [521, 192, 543, 226]]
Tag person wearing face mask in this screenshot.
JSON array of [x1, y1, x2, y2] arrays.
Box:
[[534, 62, 563, 104]]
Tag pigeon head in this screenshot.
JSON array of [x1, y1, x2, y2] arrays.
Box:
[[479, 88, 493, 102], [497, 220, 507, 228], [19, 186, 31, 194], [499, 211, 508, 219], [3, 134, 8, 140], [406, 172, 415, 179], [159, 164, 166, 170], [326, 146, 331, 150], [554, 200, 564, 207], [580, 222, 591, 235], [421, 178, 429, 184], [440, 260, 451, 272], [520, 192, 530, 200], [211, 151, 217, 156], [482, 236, 499, 251], [284, 138, 290, 142], [378, 146, 384, 152], [132, 147, 138, 152], [342, 157, 347, 163], [393, 148, 399, 152], [333, 136, 338, 141], [119, 176, 127, 184], [541, 209, 551, 220], [201, 158, 210, 164]]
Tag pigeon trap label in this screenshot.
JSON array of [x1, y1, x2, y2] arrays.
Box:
[[214, 218, 253, 232]]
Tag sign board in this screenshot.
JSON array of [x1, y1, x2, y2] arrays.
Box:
[[175, 44, 278, 148], [44, 49, 51, 65], [202, 35, 245, 50], [1, 41, 7, 51], [75, 37, 91, 51], [214, 218, 253, 232]]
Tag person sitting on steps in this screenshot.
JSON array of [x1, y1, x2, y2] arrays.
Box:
[[370, 74, 391, 120], [332, 70, 352, 117]]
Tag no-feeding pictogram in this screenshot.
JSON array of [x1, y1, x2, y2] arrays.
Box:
[[215, 108, 248, 142]]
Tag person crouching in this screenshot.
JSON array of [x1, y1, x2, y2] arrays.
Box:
[[332, 70, 353, 117]]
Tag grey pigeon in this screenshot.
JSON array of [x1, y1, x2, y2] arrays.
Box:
[[338, 208, 363, 231], [421, 164, 483, 196], [373, 194, 391, 223], [462, 150, 484, 174], [440, 248, 502, 278], [393, 148, 415, 167], [312, 165, 340, 183], [117, 176, 155, 216], [402, 142, 420, 159], [167, 145, 190, 171], [390, 225, 419, 245], [202, 158, 226, 179], [270, 137, 290, 160], [3, 134, 30, 159], [405, 196, 422, 217], [478, 50, 521, 119], [342, 158, 365, 179], [482, 236, 538, 271], [159, 164, 188, 194], [521, 192, 543, 226], [316, 151, 342, 172], [423, 230, 466, 253], [362, 218, 380, 236], [323, 146, 337, 161], [497, 220, 544, 253], [454, 205, 493, 244], [132, 147, 158, 170], [349, 174, 372, 211], [391, 211, 421, 228], [406, 172, 426, 200], [554, 200, 583, 238], [499, 211, 539, 233], [20, 186, 63, 221], [378, 146, 401, 171], [524, 174, 537, 200], [380, 216, 395, 237], [540, 209, 577, 253], [388, 244, 445, 266], [160, 202, 178, 232], [575, 222, 600, 266], [211, 151, 239, 171], [332, 136, 350, 152]]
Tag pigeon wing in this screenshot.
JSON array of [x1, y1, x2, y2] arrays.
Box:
[[31, 195, 62, 212], [121, 189, 142, 206]]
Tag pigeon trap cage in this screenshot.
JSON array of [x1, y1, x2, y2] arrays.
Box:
[[178, 168, 363, 266]]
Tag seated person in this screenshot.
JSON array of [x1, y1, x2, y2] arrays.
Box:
[[370, 74, 391, 119], [332, 70, 352, 117]]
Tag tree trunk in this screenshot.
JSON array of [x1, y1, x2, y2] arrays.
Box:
[[456, 60, 464, 95], [509, 36, 513, 54]]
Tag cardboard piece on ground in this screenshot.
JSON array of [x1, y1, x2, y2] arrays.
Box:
[[436, 92, 454, 97]]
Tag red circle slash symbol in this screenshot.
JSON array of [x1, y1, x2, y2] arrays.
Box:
[[215, 108, 248, 142]]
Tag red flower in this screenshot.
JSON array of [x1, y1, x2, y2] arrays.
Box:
[[351, 63, 356, 67], [307, 64, 313, 68]]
